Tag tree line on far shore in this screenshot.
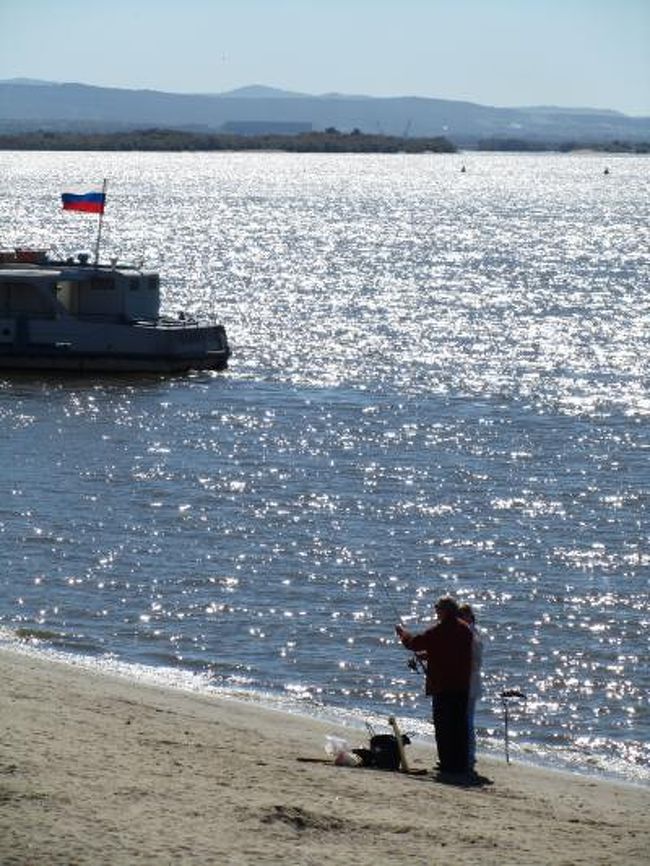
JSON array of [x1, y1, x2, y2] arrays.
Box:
[[477, 137, 650, 153], [0, 127, 457, 154], [1, 128, 646, 154]]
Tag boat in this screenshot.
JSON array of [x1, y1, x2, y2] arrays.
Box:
[[0, 248, 230, 373]]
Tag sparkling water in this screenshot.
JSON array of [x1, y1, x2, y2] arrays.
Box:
[[0, 150, 648, 783]]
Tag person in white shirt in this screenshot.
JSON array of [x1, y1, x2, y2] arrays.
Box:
[[458, 604, 483, 771]]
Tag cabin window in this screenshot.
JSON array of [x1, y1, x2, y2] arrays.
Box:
[[90, 277, 114, 291], [0, 281, 52, 316], [129, 278, 140, 292], [147, 276, 159, 291]]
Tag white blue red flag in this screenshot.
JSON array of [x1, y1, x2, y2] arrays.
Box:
[[61, 191, 106, 214]]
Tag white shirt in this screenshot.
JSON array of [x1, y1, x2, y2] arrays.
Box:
[[469, 625, 483, 700]]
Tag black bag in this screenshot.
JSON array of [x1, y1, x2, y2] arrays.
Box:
[[368, 733, 410, 770]]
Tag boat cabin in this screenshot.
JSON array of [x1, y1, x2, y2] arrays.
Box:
[[0, 254, 161, 323]]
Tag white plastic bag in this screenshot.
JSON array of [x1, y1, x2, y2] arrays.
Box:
[[324, 735, 362, 766], [324, 735, 350, 757]]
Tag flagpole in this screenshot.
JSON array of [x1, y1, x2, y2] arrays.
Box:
[[93, 178, 108, 267]]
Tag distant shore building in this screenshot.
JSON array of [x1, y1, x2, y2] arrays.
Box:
[[220, 120, 313, 136]]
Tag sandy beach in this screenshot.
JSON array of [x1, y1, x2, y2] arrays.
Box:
[[1, 647, 647, 865]]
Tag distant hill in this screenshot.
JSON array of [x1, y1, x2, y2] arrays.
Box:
[[1, 79, 648, 145], [3, 77, 57, 87], [219, 85, 310, 99]]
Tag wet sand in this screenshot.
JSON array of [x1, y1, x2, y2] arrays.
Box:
[[1, 646, 648, 865]]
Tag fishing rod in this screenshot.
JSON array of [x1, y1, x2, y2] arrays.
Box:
[[374, 572, 406, 626], [372, 572, 427, 676]]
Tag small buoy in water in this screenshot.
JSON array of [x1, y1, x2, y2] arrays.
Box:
[[460, 165, 466, 173], [604, 167, 610, 175]]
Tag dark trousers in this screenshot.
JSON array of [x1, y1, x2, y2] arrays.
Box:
[[432, 690, 469, 773]]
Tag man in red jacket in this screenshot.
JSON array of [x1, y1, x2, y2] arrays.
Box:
[[396, 596, 472, 776]]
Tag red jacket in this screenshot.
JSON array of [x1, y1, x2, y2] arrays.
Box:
[[400, 617, 472, 695]]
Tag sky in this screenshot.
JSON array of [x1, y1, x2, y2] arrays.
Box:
[[1, 0, 648, 115]]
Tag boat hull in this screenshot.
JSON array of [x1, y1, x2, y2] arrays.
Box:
[[0, 347, 229, 373], [0, 318, 230, 374]]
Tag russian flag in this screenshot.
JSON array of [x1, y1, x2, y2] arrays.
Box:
[[61, 191, 106, 214]]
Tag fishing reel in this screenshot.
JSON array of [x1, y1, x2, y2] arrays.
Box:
[[407, 655, 419, 672]]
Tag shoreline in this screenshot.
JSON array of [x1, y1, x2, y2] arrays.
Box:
[[1, 646, 648, 865], [2, 634, 644, 789], [1, 634, 647, 789], [0, 626, 650, 789]]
